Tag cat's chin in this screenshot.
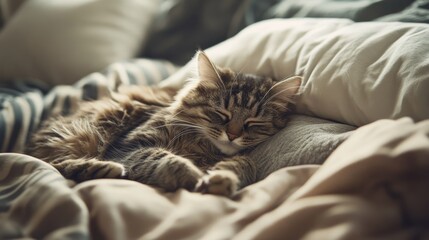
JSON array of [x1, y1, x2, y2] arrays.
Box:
[[211, 140, 242, 156]]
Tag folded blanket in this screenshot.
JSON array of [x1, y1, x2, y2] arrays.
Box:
[[1, 117, 427, 239]]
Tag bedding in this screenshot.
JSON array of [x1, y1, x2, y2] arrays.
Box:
[[251, 115, 355, 179], [0, 4, 428, 239], [0, 0, 161, 85], [0, 59, 178, 152], [161, 18, 429, 127], [248, 0, 429, 23], [142, 0, 429, 65], [1, 117, 427, 239]]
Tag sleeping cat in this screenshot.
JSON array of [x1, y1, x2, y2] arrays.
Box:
[[26, 51, 301, 197]]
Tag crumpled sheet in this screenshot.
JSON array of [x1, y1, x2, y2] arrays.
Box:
[[1, 117, 428, 239]]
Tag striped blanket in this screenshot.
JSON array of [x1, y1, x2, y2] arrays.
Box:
[[0, 59, 178, 153]]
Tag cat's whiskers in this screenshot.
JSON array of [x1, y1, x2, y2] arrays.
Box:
[[172, 118, 200, 125], [171, 128, 201, 140], [171, 124, 204, 130], [259, 83, 279, 105], [261, 86, 297, 107], [171, 119, 205, 129], [264, 87, 295, 106], [166, 128, 201, 150], [153, 123, 203, 130], [170, 109, 186, 119]]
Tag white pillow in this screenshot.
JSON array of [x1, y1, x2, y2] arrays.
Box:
[[161, 19, 429, 127], [0, 0, 159, 85]]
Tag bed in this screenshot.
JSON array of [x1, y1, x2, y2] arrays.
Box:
[[1, 1, 428, 239]]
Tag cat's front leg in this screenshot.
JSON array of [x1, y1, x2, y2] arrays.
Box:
[[124, 148, 204, 191], [195, 155, 257, 197], [52, 158, 126, 182]]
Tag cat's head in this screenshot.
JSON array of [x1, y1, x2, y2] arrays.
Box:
[[173, 51, 302, 156]]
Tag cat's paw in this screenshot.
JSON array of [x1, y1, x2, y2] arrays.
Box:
[[88, 161, 126, 179], [103, 162, 127, 178], [157, 158, 204, 191], [195, 170, 239, 197]]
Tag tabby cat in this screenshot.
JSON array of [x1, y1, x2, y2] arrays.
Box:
[[27, 51, 302, 197]]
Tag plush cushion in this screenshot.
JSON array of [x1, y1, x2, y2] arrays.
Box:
[[251, 114, 355, 180], [161, 19, 429, 126], [0, 0, 160, 85]]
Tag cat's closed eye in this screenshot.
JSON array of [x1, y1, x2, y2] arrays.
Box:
[[243, 119, 271, 132], [244, 119, 269, 128], [205, 110, 230, 125]]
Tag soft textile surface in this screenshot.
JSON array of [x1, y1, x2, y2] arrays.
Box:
[[251, 115, 355, 180], [161, 19, 429, 127], [0, 154, 89, 239], [0, 59, 177, 153], [249, 0, 428, 23], [0, 0, 160, 85], [1, 118, 428, 239], [142, 0, 246, 64], [0, 0, 26, 26], [140, 0, 429, 65]]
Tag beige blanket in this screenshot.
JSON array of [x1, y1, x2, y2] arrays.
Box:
[[1, 117, 428, 239]]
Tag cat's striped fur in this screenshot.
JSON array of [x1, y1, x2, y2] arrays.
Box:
[[27, 51, 301, 197]]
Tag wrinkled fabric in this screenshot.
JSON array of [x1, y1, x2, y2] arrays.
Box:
[[0, 154, 89, 239], [0, 118, 429, 240], [162, 19, 429, 127], [141, 0, 428, 65], [1, 117, 428, 239], [74, 118, 429, 240]]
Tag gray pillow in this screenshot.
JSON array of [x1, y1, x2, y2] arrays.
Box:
[[251, 114, 356, 180]]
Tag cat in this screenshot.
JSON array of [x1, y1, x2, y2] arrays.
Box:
[[26, 51, 302, 197]]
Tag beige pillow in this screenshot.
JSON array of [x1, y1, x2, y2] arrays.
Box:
[[0, 0, 159, 85], [161, 19, 429, 127]]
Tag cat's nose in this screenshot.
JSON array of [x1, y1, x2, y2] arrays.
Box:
[[226, 132, 239, 141]]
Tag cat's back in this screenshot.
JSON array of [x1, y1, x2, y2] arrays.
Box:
[[26, 86, 177, 163]]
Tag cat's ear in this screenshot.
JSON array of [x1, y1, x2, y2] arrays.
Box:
[[267, 76, 302, 104], [196, 51, 224, 89]]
